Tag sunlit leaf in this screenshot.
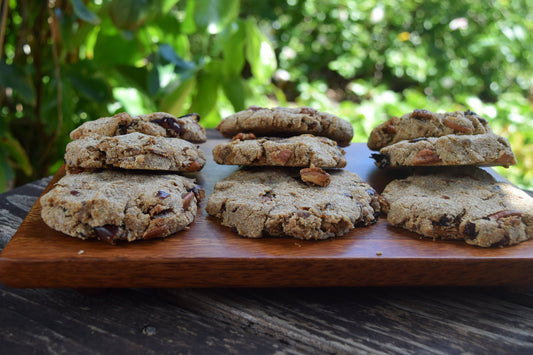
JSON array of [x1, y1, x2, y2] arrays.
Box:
[[194, 0, 239, 34], [161, 78, 197, 116], [189, 71, 219, 119], [68, 0, 101, 25], [244, 20, 276, 84]]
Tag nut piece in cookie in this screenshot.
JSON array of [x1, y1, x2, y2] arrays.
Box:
[[367, 109, 492, 150], [381, 167, 533, 247], [40, 170, 204, 244], [217, 106, 354, 147], [206, 168, 381, 240], [300, 167, 331, 187]]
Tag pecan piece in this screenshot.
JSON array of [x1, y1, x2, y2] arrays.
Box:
[[182, 191, 195, 210], [443, 118, 472, 133], [410, 109, 433, 119], [271, 149, 293, 165], [232, 132, 257, 141], [144, 225, 169, 239], [412, 149, 442, 165], [300, 167, 331, 187], [495, 152, 516, 167], [186, 161, 203, 172], [487, 210, 522, 220]]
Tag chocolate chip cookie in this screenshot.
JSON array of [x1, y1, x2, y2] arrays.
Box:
[[65, 132, 206, 172], [40, 170, 204, 244], [367, 109, 492, 150], [371, 133, 516, 168], [70, 112, 207, 143], [212, 134, 347, 168], [381, 167, 533, 247], [206, 168, 382, 239], [217, 106, 354, 147]]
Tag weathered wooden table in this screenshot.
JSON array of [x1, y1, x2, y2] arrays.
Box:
[[1, 131, 533, 353]]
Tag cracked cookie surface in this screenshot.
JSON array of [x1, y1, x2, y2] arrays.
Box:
[[206, 168, 382, 240], [40, 170, 204, 243], [65, 132, 206, 172], [381, 167, 533, 247], [367, 109, 492, 150], [217, 106, 353, 147], [70, 112, 207, 143], [371, 133, 516, 168], [212, 134, 347, 168]]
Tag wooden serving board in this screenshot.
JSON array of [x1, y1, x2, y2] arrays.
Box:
[[1, 137, 533, 288]]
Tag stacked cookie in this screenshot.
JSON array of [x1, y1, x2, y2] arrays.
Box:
[[368, 109, 516, 168], [369, 109, 532, 247], [206, 106, 383, 240], [40, 112, 207, 244]]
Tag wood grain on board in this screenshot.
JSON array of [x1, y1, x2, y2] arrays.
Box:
[[1, 136, 532, 288]]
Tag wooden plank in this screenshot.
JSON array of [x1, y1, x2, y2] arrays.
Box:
[[1, 139, 533, 288]]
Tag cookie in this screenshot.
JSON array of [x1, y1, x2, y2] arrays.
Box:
[[40, 170, 204, 243], [212, 134, 347, 168], [367, 109, 492, 150], [217, 106, 354, 147], [381, 168, 533, 247], [70, 112, 207, 143], [371, 133, 516, 168], [65, 132, 206, 172], [206, 168, 382, 239]]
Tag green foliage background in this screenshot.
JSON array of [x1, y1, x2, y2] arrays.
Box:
[[0, 0, 532, 191]]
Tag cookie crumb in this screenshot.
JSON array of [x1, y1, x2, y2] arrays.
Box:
[[294, 242, 302, 247], [376, 251, 383, 256], [78, 250, 85, 255]]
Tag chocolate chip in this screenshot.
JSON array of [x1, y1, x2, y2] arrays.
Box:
[[156, 190, 170, 199], [433, 214, 453, 227], [307, 121, 318, 129], [370, 153, 390, 168], [248, 105, 262, 112], [94, 225, 120, 244], [118, 124, 128, 135], [462, 222, 478, 239], [151, 116, 183, 136], [492, 235, 510, 247], [464, 110, 477, 116], [262, 191, 274, 202], [179, 113, 200, 122], [297, 211, 311, 218], [70, 190, 80, 196]]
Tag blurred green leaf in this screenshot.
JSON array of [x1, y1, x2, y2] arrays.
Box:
[[189, 70, 219, 120], [222, 78, 245, 112], [109, 0, 150, 31], [93, 32, 142, 67], [0, 62, 35, 104], [221, 22, 246, 78], [194, 0, 239, 34], [245, 20, 276, 84], [0, 136, 32, 176], [68, 0, 101, 25], [161, 78, 196, 116]]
